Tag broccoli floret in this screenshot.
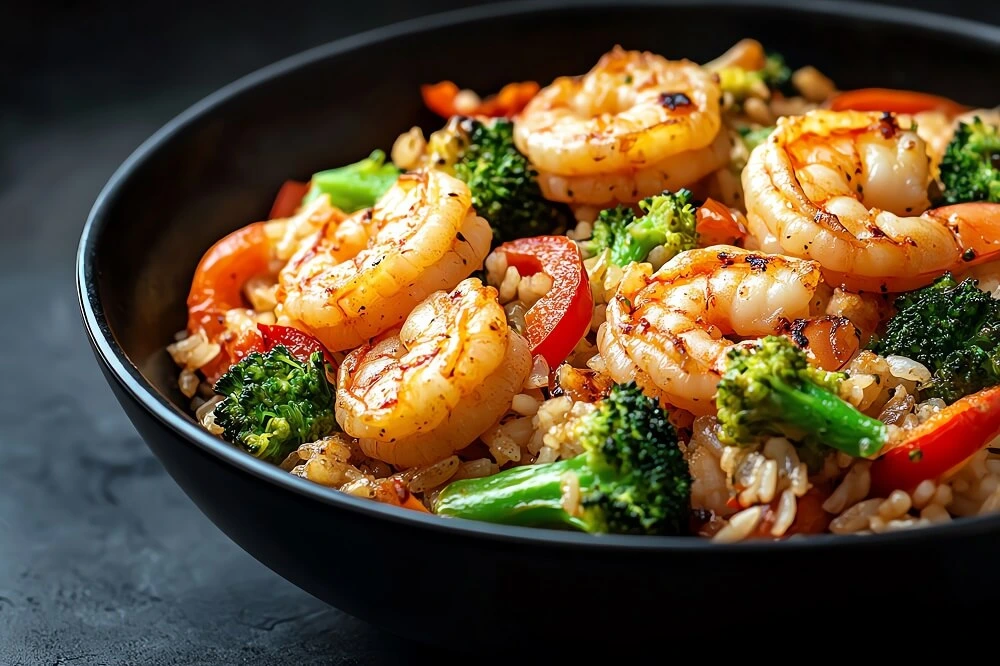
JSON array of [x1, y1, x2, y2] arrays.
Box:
[[452, 117, 568, 245], [213, 345, 338, 463], [870, 274, 1000, 403], [716, 336, 888, 458], [760, 52, 791, 90], [926, 344, 1000, 404], [434, 382, 692, 535], [301, 149, 401, 212], [583, 189, 698, 266], [938, 116, 1000, 204], [717, 51, 791, 101], [739, 125, 776, 153]]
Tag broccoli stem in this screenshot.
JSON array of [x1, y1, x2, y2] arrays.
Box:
[[768, 378, 888, 457], [302, 149, 400, 212], [435, 455, 599, 530]]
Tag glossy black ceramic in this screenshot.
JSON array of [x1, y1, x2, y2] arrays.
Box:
[[79, 0, 1000, 650]]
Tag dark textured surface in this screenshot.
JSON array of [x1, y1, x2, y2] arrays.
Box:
[[2, 1, 998, 664]]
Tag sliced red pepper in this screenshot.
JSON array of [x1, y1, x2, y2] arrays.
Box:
[[420, 80, 540, 119], [827, 87, 970, 117], [696, 198, 747, 246], [228, 327, 266, 362], [269, 179, 310, 219], [421, 81, 462, 118], [257, 323, 336, 367], [477, 81, 540, 117], [494, 236, 593, 369], [870, 385, 1000, 497]]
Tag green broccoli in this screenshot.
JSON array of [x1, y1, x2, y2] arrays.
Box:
[[716, 336, 888, 459], [937, 116, 1000, 204], [869, 274, 1000, 403], [434, 382, 692, 535], [717, 51, 791, 101], [301, 149, 401, 212], [213, 345, 338, 463], [452, 117, 568, 245], [583, 189, 698, 266], [739, 125, 776, 153]]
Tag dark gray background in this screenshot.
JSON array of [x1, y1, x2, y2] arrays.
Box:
[[2, 1, 998, 664]]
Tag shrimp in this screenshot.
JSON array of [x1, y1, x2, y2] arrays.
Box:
[[597, 246, 859, 415], [336, 278, 531, 468], [186, 194, 347, 382], [277, 168, 493, 352], [513, 46, 727, 206], [742, 109, 1000, 293]]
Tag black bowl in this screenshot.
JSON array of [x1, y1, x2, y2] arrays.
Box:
[[79, 0, 1000, 650]]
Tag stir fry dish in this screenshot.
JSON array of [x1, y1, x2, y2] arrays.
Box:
[[168, 39, 1000, 541]]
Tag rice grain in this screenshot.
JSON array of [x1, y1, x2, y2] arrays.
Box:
[[920, 503, 951, 523], [823, 461, 871, 514], [829, 498, 882, 534], [878, 490, 912, 520], [712, 506, 763, 543], [407, 455, 460, 493], [525, 355, 550, 389], [511, 393, 541, 416], [770, 489, 797, 537], [499, 266, 521, 303], [452, 459, 497, 481], [911, 479, 937, 509], [391, 126, 426, 170], [178, 369, 199, 398], [560, 472, 581, 516]]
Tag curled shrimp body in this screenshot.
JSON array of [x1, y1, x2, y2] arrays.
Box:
[[514, 46, 726, 206], [185, 195, 347, 382], [336, 278, 531, 468], [597, 246, 857, 416], [742, 109, 1000, 292], [277, 168, 493, 352]]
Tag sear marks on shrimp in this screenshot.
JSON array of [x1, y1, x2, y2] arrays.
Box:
[[336, 278, 531, 468], [742, 109, 1000, 292], [597, 246, 852, 416], [277, 168, 493, 352], [514, 46, 727, 206]]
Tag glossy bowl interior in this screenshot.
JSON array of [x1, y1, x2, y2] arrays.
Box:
[[79, 0, 1000, 649]]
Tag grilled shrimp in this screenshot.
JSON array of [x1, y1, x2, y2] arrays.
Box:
[[597, 246, 860, 415], [277, 168, 493, 352], [742, 109, 1000, 292], [513, 46, 727, 206], [336, 278, 531, 468], [185, 195, 347, 382]]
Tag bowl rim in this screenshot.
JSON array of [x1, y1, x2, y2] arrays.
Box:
[[78, 0, 1000, 553]]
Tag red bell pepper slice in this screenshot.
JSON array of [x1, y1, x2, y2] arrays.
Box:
[[827, 87, 970, 117], [870, 385, 1000, 496], [269, 179, 310, 219], [257, 323, 336, 367], [421, 80, 540, 119], [494, 236, 594, 369]]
